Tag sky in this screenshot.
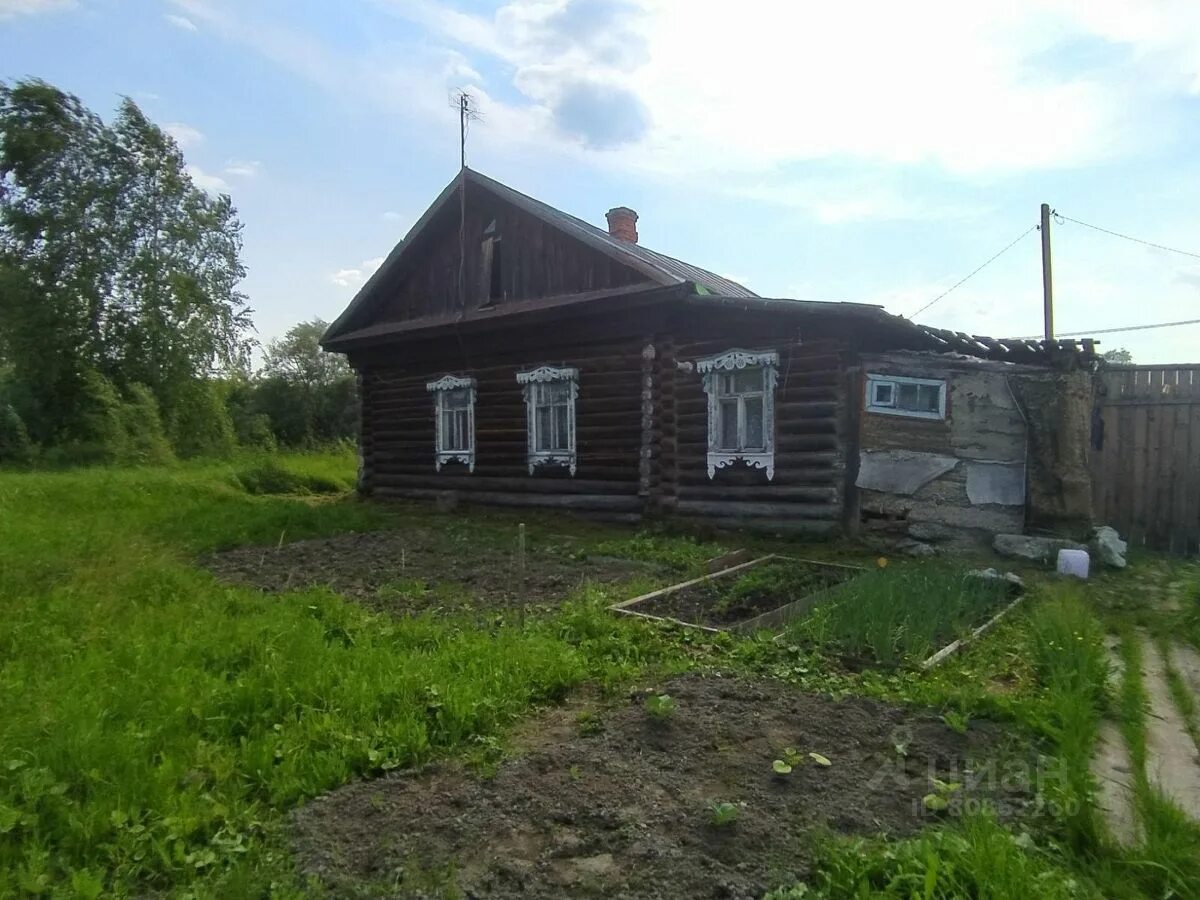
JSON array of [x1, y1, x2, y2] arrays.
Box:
[[2, 0, 1200, 363]]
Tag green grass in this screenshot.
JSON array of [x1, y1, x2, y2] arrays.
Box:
[[588, 531, 728, 573], [1025, 587, 1109, 850], [1111, 627, 1200, 898], [0, 452, 676, 896], [7, 452, 1200, 898], [787, 562, 1011, 668], [766, 813, 1104, 899]]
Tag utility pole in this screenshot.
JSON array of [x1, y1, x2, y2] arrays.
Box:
[[1040, 202, 1054, 342]]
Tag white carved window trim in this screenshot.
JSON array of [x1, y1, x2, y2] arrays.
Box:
[[696, 349, 779, 480], [865, 373, 947, 420], [516, 366, 579, 475], [425, 375, 476, 471]]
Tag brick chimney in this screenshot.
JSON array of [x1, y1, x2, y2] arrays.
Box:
[[605, 206, 638, 243]]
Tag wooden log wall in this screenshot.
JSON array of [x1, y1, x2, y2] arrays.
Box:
[[661, 334, 847, 535], [360, 335, 648, 518]]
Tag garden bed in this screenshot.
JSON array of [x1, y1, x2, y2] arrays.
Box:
[[612, 555, 861, 632], [788, 564, 1018, 670], [291, 673, 1030, 899], [201, 528, 670, 615]]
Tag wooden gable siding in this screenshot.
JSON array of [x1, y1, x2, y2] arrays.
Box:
[[375, 188, 652, 323], [360, 329, 651, 520], [657, 314, 849, 535]]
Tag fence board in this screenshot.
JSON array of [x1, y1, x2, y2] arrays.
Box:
[[1092, 365, 1200, 554]]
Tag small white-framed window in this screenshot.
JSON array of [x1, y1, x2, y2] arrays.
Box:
[[696, 349, 779, 480], [516, 365, 578, 475], [425, 375, 476, 471], [865, 373, 946, 420]]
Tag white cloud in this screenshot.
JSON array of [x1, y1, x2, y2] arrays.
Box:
[[164, 122, 204, 148], [186, 164, 229, 194], [0, 0, 74, 19], [382, 210, 406, 221], [373, 0, 1200, 190], [330, 257, 386, 288], [223, 159, 261, 177], [164, 12, 197, 32]]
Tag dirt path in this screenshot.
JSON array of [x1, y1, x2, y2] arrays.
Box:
[[1091, 636, 1137, 845], [1138, 634, 1200, 821]]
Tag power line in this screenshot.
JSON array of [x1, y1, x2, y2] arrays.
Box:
[[1014, 318, 1200, 340], [1056, 213, 1200, 262], [909, 225, 1037, 320]]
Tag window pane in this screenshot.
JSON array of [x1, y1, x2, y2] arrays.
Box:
[[444, 388, 470, 409], [744, 396, 764, 449], [718, 399, 739, 449], [917, 384, 941, 412], [896, 382, 919, 409], [455, 409, 470, 450], [872, 382, 894, 405], [539, 381, 569, 404], [732, 368, 761, 393], [536, 405, 552, 450], [554, 404, 569, 451]]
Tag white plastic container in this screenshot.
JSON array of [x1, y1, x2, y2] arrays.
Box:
[[1056, 548, 1090, 579]]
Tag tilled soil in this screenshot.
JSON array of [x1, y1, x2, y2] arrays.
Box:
[[291, 674, 1031, 899], [201, 529, 665, 614]]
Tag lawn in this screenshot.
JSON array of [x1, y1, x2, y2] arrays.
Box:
[[1, 452, 1198, 898]]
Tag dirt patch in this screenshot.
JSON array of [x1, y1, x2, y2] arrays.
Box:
[[291, 674, 1031, 899], [635, 560, 856, 629], [201, 530, 667, 614]]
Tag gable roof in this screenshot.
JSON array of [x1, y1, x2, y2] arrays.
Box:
[[321, 168, 756, 347]]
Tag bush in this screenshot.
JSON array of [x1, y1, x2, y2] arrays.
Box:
[[168, 380, 236, 459], [118, 384, 174, 465], [60, 370, 130, 464], [0, 402, 34, 465], [233, 411, 277, 451], [235, 459, 347, 495]]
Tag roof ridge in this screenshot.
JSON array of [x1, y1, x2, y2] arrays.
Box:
[[464, 168, 758, 299]]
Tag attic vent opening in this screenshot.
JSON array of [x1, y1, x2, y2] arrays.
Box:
[[480, 219, 503, 306]]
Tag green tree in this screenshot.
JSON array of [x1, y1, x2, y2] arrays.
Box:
[[1102, 348, 1133, 365], [0, 79, 253, 453], [253, 319, 357, 445]]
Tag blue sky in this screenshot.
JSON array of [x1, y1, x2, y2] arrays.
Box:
[[3, 0, 1200, 362]]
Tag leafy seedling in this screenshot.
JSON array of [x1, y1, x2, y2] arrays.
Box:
[[576, 710, 603, 736], [708, 800, 739, 827], [773, 747, 831, 774], [644, 693, 676, 721], [772, 747, 803, 775], [922, 777, 962, 812]]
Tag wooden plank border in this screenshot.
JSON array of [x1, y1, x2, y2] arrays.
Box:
[[610, 554, 865, 635]]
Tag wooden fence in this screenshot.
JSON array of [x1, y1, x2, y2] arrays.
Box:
[[1090, 365, 1200, 554]]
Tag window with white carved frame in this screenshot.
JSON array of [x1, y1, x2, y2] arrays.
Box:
[[697, 349, 779, 480], [425, 375, 476, 471], [516, 366, 578, 475], [865, 373, 946, 420]]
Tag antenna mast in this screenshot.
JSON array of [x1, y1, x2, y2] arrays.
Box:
[[450, 90, 481, 312]]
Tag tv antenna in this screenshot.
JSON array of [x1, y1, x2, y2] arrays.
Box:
[[451, 90, 482, 170]]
